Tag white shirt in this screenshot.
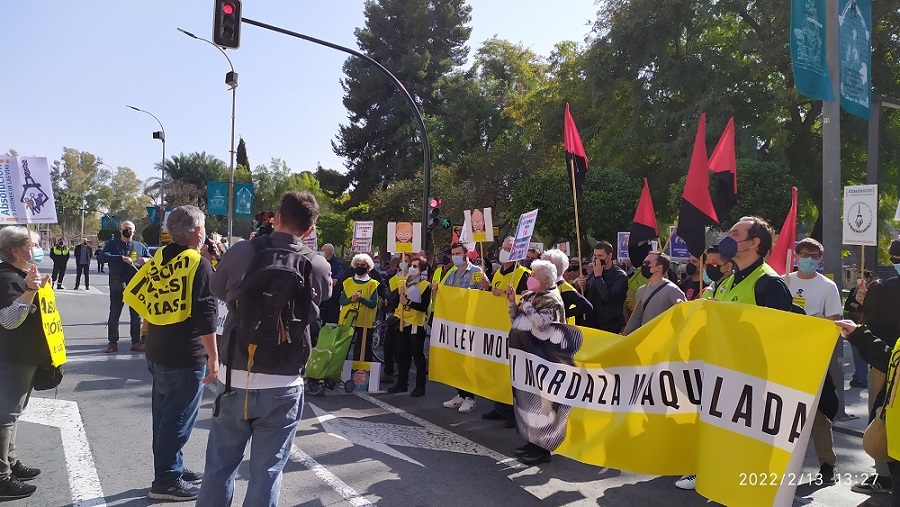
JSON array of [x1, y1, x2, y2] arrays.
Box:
[[786, 272, 842, 318]]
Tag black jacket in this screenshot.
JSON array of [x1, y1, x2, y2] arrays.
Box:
[[584, 265, 629, 333], [0, 263, 51, 366]]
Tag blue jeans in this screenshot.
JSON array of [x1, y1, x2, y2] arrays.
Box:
[[196, 383, 304, 507], [147, 361, 205, 486], [851, 343, 868, 384]]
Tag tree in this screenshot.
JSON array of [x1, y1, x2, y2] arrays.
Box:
[[314, 165, 349, 199], [334, 0, 472, 203], [50, 148, 112, 236], [236, 137, 250, 170]]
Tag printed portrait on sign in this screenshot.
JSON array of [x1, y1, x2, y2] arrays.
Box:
[[386, 222, 421, 254], [463, 208, 494, 244]]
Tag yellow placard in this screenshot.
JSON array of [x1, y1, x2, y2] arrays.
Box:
[[38, 284, 66, 366], [430, 287, 837, 507]]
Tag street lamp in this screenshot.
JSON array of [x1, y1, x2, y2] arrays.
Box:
[[126, 105, 166, 212], [177, 27, 238, 243]]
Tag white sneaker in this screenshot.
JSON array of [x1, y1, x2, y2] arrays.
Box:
[[458, 397, 476, 413], [674, 475, 696, 490], [443, 395, 464, 408]]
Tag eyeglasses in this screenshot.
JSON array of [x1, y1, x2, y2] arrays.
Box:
[[797, 252, 822, 260]]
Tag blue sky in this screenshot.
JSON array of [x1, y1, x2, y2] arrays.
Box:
[[2, 1, 599, 183]]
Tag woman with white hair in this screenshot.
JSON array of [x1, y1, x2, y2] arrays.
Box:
[[0, 226, 53, 499], [505, 259, 566, 466], [542, 249, 593, 325], [339, 253, 381, 362]]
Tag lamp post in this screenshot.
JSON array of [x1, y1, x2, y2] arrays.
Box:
[[126, 105, 166, 211], [177, 27, 238, 242]]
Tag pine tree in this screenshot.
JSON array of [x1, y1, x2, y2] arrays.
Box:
[[236, 137, 250, 171], [333, 0, 472, 203]]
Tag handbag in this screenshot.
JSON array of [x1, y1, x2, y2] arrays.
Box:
[[863, 406, 889, 462], [32, 365, 64, 391]]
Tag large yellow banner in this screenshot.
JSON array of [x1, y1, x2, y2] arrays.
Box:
[[430, 287, 837, 507]]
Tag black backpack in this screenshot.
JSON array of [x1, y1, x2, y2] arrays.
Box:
[[215, 235, 314, 417]]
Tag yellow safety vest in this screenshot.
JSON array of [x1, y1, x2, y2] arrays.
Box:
[[340, 277, 379, 328], [433, 265, 456, 285], [124, 247, 201, 325], [712, 262, 777, 305], [886, 340, 900, 460], [491, 265, 530, 292], [52, 246, 69, 256], [395, 280, 430, 327]]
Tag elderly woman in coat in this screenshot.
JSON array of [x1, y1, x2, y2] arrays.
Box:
[[505, 259, 571, 466], [0, 226, 53, 499]]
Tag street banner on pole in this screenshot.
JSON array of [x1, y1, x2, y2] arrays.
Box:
[[790, 0, 834, 101], [842, 185, 878, 246], [668, 226, 691, 259], [234, 183, 254, 217], [617, 232, 629, 261], [839, 0, 872, 119], [509, 209, 538, 262], [147, 207, 159, 226], [207, 181, 228, 216], [0, 157, 58, 224]]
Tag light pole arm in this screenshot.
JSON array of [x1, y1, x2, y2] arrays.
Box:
[[240, 17, 433, 245]]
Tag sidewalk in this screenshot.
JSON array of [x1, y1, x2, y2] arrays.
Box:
[[832, 339, 871, 438]]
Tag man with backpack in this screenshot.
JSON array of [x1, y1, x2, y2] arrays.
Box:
[[196, 191, 332, 507]]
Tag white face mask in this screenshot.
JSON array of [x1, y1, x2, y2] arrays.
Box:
[[499, 249, 511, 264], [407, 266, 420, 278]]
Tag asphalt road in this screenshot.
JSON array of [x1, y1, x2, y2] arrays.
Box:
[[12, 263, 892, 506]]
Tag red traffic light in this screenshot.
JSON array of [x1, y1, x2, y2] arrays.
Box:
[[222, 3, 234, 14], [429, 197, 441, 208]]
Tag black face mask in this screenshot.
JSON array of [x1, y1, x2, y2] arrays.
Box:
[[686, 263, 697, 276], [704, 265, 721, 282], [640, 265, 652, 279], [441, 255, 451, 265], [121, 229, 133, 238], [355, 266, 368, 276]]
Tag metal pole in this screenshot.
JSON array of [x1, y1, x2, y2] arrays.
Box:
[[865, 97, 881, 275], [823, 0, 847, 419], [177, 28, 238, 241], [239, 17, 432, 243], [126, 105, 166, 209]]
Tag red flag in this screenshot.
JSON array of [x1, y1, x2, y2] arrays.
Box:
[[770, 187, 798, 276], [676, 113, 718, 258], [564, 103, 589, 196], [709, 117, 737, 219], [629, 178, 659, 266]]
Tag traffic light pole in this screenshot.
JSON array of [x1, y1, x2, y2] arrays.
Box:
[[240, 17, 433, 244]]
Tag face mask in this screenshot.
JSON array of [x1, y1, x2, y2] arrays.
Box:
[[499, 249, 511, 263], [441, 255, 451, 265], [373, 262, 381, 271], [398, 262, 408, 272], [122, 229, 133, 239], [452, 255, 465, 266], [595, 258, 606, 267], [704, 265, 720, 284], [686, 263, 697, 276], [640, 265, 653, 279], [717, 237, 738, 259], [28, 247, 44, 265], [355, 266, 368, 276], [797, 257, 820, 275], [526, 276, 541, 292], [407, 266, 420, 278]]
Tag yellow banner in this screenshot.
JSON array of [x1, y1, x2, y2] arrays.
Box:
[[429, 287, 837, 507], [38, 284, 66, 366]]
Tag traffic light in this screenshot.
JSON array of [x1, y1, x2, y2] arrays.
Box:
[[428, 197, 451, 230], [213, 0, 242, 49]]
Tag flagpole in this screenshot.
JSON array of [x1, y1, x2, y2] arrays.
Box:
[[568, 160, 585, 293]]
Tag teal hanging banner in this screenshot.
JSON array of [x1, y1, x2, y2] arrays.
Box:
[[791, 0, 834, 101], [234, 183, 254, 217], [147, 206, 159, 226], [207, 181, 228, 216], [839, 0, 871, 119]]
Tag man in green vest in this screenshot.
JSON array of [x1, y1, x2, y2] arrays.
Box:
[[676, 216, 792, 492], [50, 238, 70, 290]]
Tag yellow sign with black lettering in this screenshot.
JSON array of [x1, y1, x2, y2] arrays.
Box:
[[124, 247, 200, 325], [38, 284, 66, 366]]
